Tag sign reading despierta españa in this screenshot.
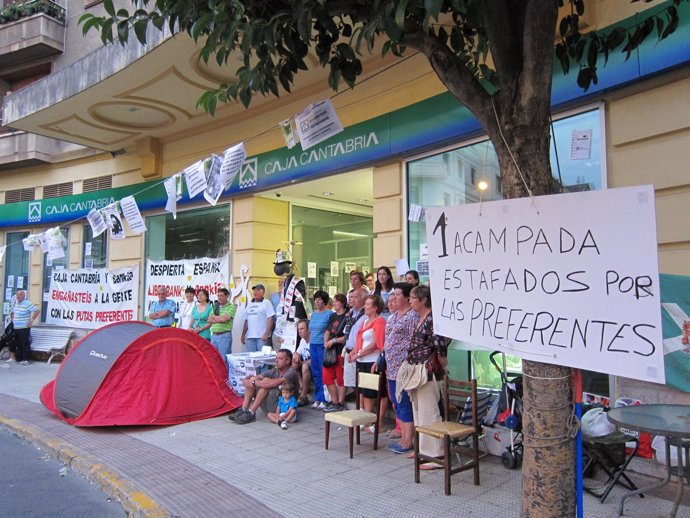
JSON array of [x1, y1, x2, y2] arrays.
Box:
[[426, 185, 665, 384]]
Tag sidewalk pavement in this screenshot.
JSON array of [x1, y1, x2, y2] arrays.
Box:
[[0, 361, 688, 518]]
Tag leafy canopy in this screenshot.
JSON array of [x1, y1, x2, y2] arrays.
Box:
[[80, 0, 687, 114]]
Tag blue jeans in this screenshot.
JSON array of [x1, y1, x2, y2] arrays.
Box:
[[211, 332, 232, 370], [310, 342, 325, 403], [244, 337, 267, 353]]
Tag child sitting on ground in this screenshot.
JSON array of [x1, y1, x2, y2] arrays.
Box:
[[268, 381, 299, 430]]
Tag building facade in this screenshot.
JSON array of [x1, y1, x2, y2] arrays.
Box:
[[1, 1, 689, 407]]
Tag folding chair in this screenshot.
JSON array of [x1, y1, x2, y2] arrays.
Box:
[[583, 431, 643, 503]]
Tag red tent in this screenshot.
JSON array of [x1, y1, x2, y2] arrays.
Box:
[[40, 321, 242, 426]]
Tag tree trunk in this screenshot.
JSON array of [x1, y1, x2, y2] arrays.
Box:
[[491, 122, 576, 518]]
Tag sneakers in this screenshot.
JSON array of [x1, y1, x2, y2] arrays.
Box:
[[323, 403, 344, 413], [311, 401, 320, 409], [235, 410, 256, 424], [312, 401, 326, 410], [228, 408, 246, 421], [4, 358, 15, 363], [279, 420, 288, 430], [388, 442, 413, 454], [20, 360, 29, 366]]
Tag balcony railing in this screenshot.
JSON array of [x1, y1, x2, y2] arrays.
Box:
[[0, 1, 66, 25]]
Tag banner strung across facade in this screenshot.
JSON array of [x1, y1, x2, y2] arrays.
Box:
[[47, 265, 139, 329], [145, 255, 230, 317], [426, 185, 664, 384]]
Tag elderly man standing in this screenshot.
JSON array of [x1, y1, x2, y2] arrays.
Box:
[[241, 284, 275, 353], [208, 288, 235, 360], [231, 348, 300, 425], [10, 290, 40, 365], [148, 287, 176, 328]]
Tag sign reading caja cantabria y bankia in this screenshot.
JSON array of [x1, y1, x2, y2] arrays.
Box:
[[47, 265, 139, 329], [426, 186, 665, 384]]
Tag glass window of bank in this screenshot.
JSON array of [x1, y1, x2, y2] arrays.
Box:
[[41, 228, 69, 323], [145, 206, 231, 261], [83, 224, 107, 269], [406, 107, 606, 391], [3, 232, 30, 320], [291, 206, 373, 298]]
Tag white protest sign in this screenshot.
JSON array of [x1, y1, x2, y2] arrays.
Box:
[[164, 176, 179, 219], [294, 99, 344, 150], [184, 160, 207, 199], [145, 255, 230, 317], [102, 204, 125, 240], [571, 129, 592, 160], [87, 208, 107, 238], [47, 265, 139, 329], [426, 185, 664, 384], [220, 143, 246, 190], [45, 228, 66, 260], [202, 155, 224, 206], [120, 196, 147, 234]]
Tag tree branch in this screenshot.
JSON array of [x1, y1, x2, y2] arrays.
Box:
[[403, 28, 493, 128]]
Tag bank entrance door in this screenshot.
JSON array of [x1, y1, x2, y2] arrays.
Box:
[[291, 205, 372, 298]]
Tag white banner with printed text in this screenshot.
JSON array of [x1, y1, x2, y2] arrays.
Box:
[[145, 255, 230, 315], [47, 265, 139, 329], [426, 185, 664, 383]]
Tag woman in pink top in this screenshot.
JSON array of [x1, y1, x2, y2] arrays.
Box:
[[348, 295, 387, 432]]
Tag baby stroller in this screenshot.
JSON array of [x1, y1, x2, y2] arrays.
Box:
[[489, 351, 524, 469]]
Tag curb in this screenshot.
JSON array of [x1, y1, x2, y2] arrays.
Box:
[[0, 415, 170, 518]]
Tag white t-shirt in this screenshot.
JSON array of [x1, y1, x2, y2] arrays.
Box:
[[178, 300, 194, 330], [245, 298, 275, 338], [359, 326, 380, 363], [296, 340, 310, 361]]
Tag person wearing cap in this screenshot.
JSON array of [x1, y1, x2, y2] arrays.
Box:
[[241, 284, 275, 353]]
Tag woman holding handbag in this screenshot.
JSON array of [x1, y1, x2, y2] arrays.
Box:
[[322, 293, 348, 412], [407, 284, 449, 469], [347, 295, 388, 433]]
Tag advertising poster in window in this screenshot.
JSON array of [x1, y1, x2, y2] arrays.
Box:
[[47, 265, 139, 329], [426, 186, 664, 384]]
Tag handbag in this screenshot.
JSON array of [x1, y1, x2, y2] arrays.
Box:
[[375, 350, 387, 373], [323, 345, 339, 367]]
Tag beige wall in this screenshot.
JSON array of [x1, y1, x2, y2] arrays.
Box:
[[232, 196, 289, 297], [607, 77, 690, 275], [372, 162, 405, 275]]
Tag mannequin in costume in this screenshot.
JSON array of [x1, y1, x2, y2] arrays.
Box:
[[272, 250, 307, 351]]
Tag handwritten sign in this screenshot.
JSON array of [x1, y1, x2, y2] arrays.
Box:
[[426, 186, 664, 383]]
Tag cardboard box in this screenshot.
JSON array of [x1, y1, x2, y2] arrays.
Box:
[[481, 424, 515, 457]]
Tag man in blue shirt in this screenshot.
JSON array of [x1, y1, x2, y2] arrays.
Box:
[[10, 290, 39, 365], [148, 287, 176, 328]]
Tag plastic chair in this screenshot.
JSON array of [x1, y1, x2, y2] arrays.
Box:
[[583, 431, 642, 503], [324, 371, 384, 458], [414, 377, 482, 496]]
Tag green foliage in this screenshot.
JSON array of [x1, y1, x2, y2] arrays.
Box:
[[555, 0, 684, 91], [78, 0, 688, 113]]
